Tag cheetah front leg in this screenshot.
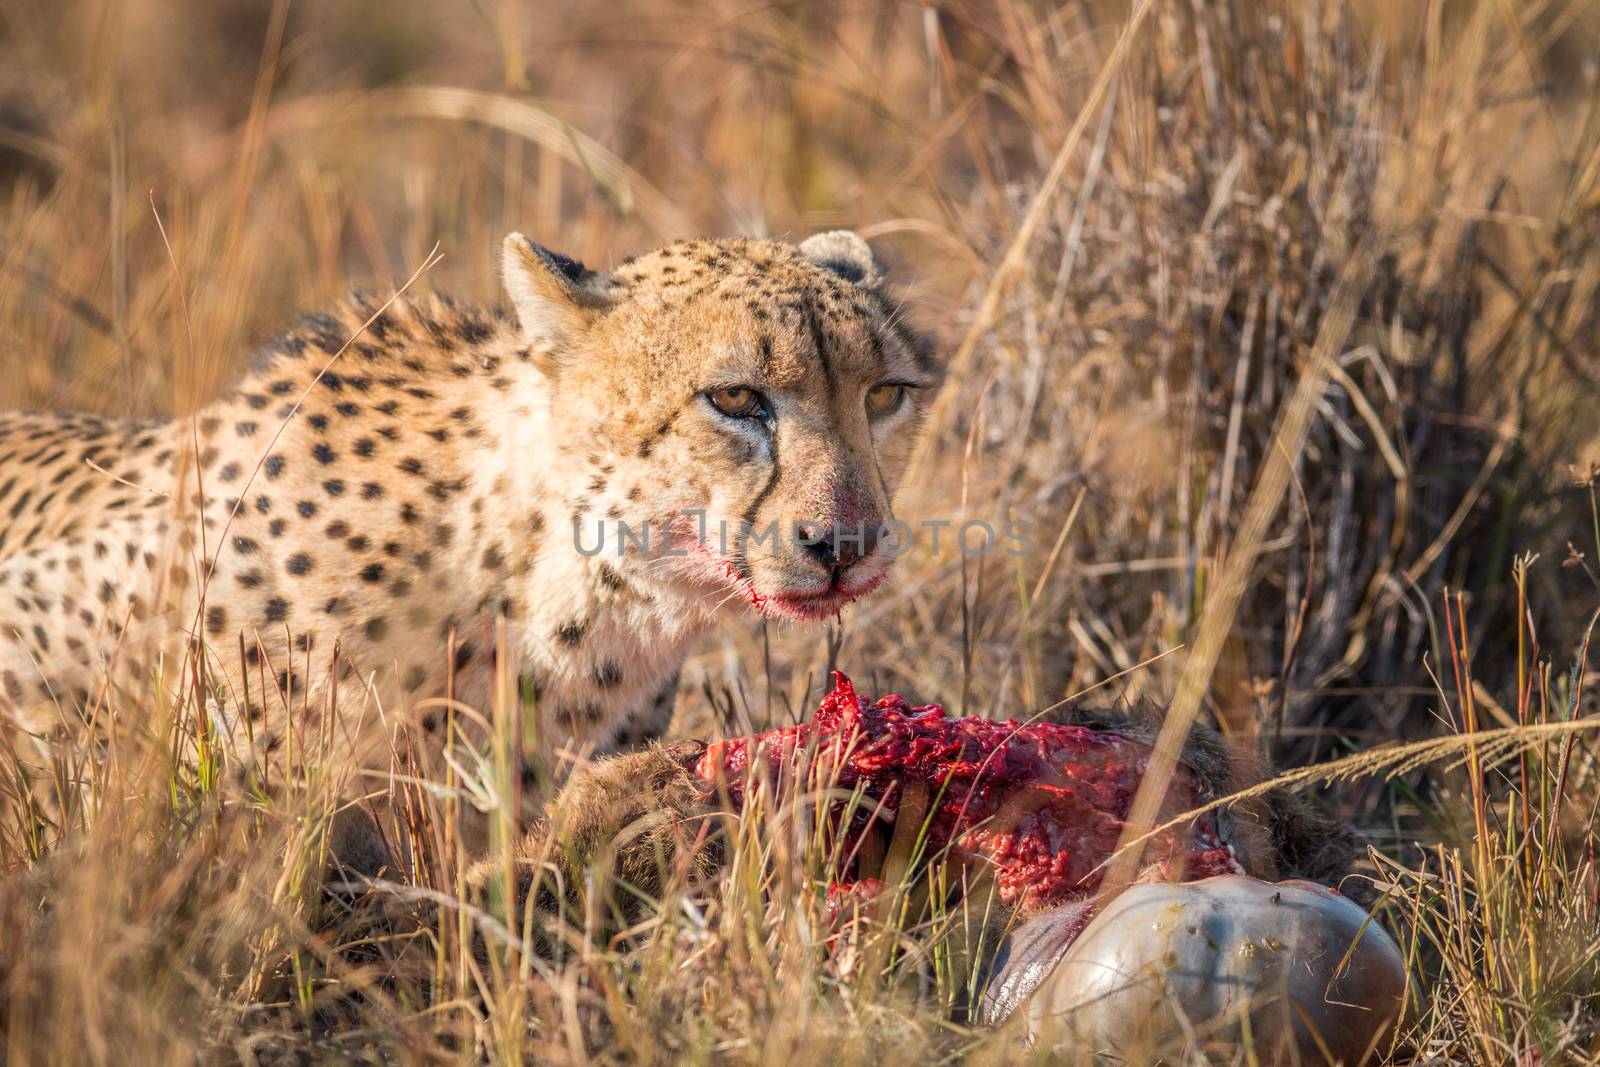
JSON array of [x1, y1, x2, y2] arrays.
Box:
[[462, 742, 719, 956]]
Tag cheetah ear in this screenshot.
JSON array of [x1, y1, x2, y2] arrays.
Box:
[[501, 233, 616, 361], [798, 230, 882, 287]]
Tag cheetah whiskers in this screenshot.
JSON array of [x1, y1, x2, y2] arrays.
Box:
[[80, 458, 172, 500]]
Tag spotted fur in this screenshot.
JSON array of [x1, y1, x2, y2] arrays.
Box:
[[0, 231, 938, 770]]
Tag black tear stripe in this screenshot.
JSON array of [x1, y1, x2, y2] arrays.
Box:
[[805, 299, 839, 402], [738, 431, 782, 573], [867, 432, 893, 512]]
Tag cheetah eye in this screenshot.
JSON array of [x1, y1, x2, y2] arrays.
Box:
[[707, 386, 769, 420], [866, 382, 909, 418]]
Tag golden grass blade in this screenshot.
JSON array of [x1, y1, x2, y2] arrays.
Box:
[[176, 87, 691, 238], [1103, 235, 1379, 892], [906, 0, 1160, 486], [1107, 714, 1600, 872]]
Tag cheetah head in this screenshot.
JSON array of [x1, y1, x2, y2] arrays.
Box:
[[502, 231, 941, 622]]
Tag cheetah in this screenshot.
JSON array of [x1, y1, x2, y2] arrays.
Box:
[[0, 230, 938, 789]]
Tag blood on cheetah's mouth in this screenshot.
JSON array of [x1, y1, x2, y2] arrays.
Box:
[[763, 571, 885, 620], [717, 558, 886, 620]]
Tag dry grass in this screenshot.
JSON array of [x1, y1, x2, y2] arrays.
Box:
[[2, 0, 1600, 1062]]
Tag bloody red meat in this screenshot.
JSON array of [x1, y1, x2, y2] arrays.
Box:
[[692, 673, 1241, 911]]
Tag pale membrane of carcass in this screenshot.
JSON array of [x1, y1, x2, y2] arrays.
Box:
[[982, 874, 1408, 1065]]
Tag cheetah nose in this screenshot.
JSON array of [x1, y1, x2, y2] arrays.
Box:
[[796, 520, 879, 570]]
